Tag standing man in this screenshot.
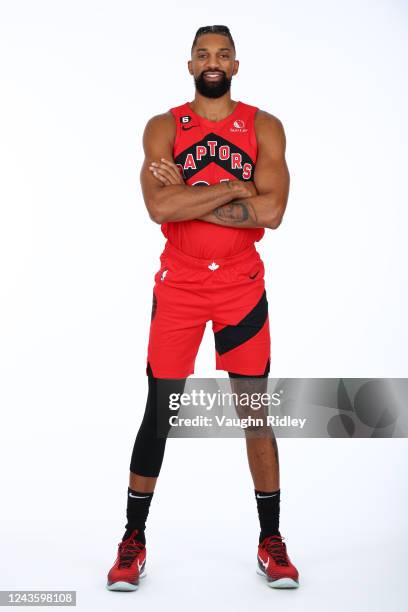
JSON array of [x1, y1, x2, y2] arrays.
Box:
[[107, 25, 299, 591]]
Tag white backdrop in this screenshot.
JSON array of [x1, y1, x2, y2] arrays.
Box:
[[0, 1, 407, 610]]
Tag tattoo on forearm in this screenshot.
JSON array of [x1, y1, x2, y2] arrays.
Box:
[[213, 200, 258, 224]]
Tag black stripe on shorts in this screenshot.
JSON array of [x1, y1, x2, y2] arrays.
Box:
[[214, 290, 268, 355]]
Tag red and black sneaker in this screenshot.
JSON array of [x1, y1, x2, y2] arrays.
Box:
[[106, 529, 147, 591], [257, 534, 299, 588]]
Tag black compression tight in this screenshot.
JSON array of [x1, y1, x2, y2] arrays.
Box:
[[129, 359, 270, 478]]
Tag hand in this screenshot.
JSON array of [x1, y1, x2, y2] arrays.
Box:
[[229, 180, 258, 199], [242, 181, 258, 198], [149, 158, 184, 185]]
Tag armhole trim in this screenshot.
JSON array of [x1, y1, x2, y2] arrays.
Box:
[[251, 107, 260, 162]]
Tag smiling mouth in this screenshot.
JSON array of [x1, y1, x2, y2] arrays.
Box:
[[203, 72, 224, 80]]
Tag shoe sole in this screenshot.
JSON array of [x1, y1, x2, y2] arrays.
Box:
[[106, 569, 146, 591], [256, 567, 299, 588]]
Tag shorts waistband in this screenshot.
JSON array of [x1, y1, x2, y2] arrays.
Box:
[[162, 241, 259, 269]]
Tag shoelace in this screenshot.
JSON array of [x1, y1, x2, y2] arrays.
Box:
[[118, 535, 145, 569], [263, 535, 289, 566]]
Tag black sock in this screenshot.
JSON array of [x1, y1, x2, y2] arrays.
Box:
[[255, 488, 281, 543], [122, 487, 154, 544]]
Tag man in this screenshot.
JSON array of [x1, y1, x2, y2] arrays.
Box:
[[106, 25, 299, 591]]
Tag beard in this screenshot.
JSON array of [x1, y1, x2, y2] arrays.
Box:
[[194, 70, 232, 98]]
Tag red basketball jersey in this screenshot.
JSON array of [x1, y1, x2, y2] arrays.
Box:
[[161, 100, 264, 258]]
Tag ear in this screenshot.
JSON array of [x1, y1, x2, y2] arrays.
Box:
[[187, 60, 193, 75], [232, 59, 239, 76]]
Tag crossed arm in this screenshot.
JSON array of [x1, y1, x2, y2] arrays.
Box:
[[140, 111, 289, 229]]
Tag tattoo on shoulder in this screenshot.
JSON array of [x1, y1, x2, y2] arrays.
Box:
[[213, 200, 258, 224]]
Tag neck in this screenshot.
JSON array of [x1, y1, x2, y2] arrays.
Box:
[[189, 92, 237, 121]]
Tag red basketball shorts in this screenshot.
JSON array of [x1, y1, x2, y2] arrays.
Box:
[[146, 241, 271, 378]]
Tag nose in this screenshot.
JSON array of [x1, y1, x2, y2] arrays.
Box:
[[204, 57, 221, 70]]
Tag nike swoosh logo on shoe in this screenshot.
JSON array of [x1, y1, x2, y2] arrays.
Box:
[[258, 555, 269, 570]]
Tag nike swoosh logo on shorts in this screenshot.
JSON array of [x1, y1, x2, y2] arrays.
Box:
[[249, 271, 259, 279], [182, 125, 195, 130]]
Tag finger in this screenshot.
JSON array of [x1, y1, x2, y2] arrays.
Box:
[[152, 158, 183, 182], [159, 159, 183, 181], [150, 162, 174, 175], [150, 167, 174, 184], [150, 169, 170, 185], [160, 158, 178, 169], [150, 164, 181, 184], [150, 160, 176, 170], [150, 165, 175, 181], [156, 166, 181, 183]]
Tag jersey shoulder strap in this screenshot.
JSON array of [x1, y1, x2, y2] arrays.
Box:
[[169, 102, 190, 117], [237, 101, 259, 115]]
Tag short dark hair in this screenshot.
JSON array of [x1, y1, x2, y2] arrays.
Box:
[[191, 25, 235, 53]]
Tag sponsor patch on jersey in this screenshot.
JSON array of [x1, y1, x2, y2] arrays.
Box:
[[230, 118, 248, 133]]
